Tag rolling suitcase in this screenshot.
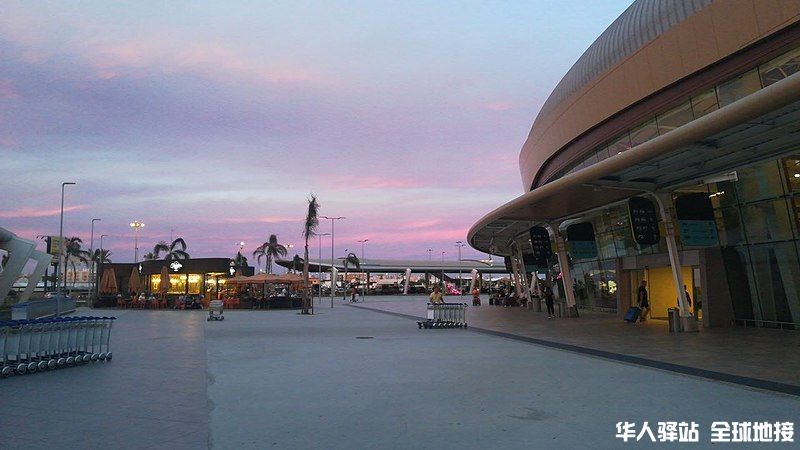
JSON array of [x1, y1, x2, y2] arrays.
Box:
[[624, 306, 641, 323]]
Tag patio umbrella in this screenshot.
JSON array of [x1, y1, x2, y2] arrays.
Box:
[[99, 267, 118, 294], [128, 266, 141, 295], [159, 265, 169, 295]]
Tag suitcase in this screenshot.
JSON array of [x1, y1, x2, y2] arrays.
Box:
[[624, 306, 641, 323]]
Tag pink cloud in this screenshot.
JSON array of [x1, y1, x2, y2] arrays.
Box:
[[326, 176, 424, 191], [0, 205, 88, 219], [400, 219, 442, 229], [217, 216, 301, 225], [483, 102, 514, 111]]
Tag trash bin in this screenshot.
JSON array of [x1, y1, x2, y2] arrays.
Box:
[[667, 307, 682, 333]]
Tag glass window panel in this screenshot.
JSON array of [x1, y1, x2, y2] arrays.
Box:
[[582, 150, 599, 168], [715, 206, 745, 246], [759, 47, 800, 87], [608, 132, 632, 156], [741, 199, 794, 243], [657, 100, 693, 135], [709, 180, 738, 208], [748, 242, 800, 324], [717, 69, 762, 107], [594, 144, 610, 162], [735, 160, 785, 202], [629, 119, 659, 148], [721, 246, 759, 321], [781, 157, 800, 194], [596, 232, 617, 260], [597, 259, 618, 311], [691, 89, 719, 118]]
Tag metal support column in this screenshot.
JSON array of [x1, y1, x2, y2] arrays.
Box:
[[651, 192, 691, 318], [549, 223, 577, 316], [403, 268, 411, 295], [512, 242, 532, 307]]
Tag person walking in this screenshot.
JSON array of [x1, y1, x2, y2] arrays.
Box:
[[429, 284, 444, 304], [471, 287, 481, 306], [351, 285, 358, 302], [638, 280, 650, 322], [543, 284, 555, 318]]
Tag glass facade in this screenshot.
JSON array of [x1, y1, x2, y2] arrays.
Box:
[[554, 45, 800, 182], [711, 157, 800, 327]]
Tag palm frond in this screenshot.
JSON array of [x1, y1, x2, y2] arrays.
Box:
[[171, 237, 187, 252], [302, 194, 320, 239]]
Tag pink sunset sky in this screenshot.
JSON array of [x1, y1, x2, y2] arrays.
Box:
[[0, 1, 632, 265]]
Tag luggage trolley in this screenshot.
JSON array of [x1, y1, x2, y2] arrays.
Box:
[[0, 316, 116, 378], [208, 300, 224, 321], [418, 302, 468, 329]]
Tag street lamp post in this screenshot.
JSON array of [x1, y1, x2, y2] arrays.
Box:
[[357, 239, 368, 298], [441, 250, 446, 291], [98, 234, 108, 298], [129, 220, 145, 263], [427, 249, 432, 261], [57, 182, 76, 296], [318, 233, 331, 299], [89, 218, 101, 301], [321, 216, 345, 308], [455, 241, 466, 296]]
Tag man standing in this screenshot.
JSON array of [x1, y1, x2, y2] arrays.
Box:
[[638, 280, 649, 322]]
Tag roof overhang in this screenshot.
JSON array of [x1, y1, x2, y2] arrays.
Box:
[[469, 71, 800, 256]]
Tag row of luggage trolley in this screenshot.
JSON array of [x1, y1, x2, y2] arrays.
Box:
[[418, 303, 468, 329], [1, 316, 116, 377]]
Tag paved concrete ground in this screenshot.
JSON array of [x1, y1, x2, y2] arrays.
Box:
[[2, 302, 798, 449], [355, 295, 800, 391]]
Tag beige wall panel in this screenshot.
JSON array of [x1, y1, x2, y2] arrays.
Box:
[[754, 0, 794, 34], [691, 7, 720, 63], [672, 18, 703, 75], [780, 0, 800, 21], [517, 1, 800, 191], [711, 0, 759, 56]]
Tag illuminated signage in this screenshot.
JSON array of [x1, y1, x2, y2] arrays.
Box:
[[229, 267, 236, 276], [628, 197, 660, 246], [170, 261, 183, 272]]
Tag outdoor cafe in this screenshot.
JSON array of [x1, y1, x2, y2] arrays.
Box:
[[221, 273, 318, 309]]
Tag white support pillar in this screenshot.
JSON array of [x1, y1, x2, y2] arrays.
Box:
[[549, 223, 577, 313], [19, 250, 52, 303], [0, 228, 36, 307], [509, 248, 524, 298], [469, 269, 478, 293], [651, 192, 691, 318], [403, 268, 411, 295], [512, 243, 532, 307]]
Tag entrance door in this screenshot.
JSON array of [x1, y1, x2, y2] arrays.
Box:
[[645, 267, 694, 319]]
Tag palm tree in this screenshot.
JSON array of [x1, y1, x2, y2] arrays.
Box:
[[64, 237, 90, 287], [291, 254, 303, 274], [343, 252, 360, 300], [142, 251, 156, 260], [302, 194, 319, 314], [233, 251, 248, 268], [90, 249, 113, 264], [252, 234, 287, 274], [153, 238, 190, 261]]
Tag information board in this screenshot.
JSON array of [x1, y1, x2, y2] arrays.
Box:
[[566, 222, 598, 259], [675, 193, 719, 247], [628, 196, 660, 246], [528, 226, 553, 262]]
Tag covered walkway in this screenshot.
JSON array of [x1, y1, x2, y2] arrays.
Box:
[[351, 296, 800, 394]]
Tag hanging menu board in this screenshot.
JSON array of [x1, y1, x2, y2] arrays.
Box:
[[528, 226, 552, 264], [676, 193, 719, 247], [628, 196, 661, 246], [566, 222, 598, 259]]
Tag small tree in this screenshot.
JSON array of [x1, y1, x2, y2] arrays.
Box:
[[343, 252, 360, 300], [301, 194, 319, 314], [253, 234, 287, 274]]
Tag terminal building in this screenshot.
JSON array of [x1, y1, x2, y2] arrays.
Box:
[[468, 0, 800, 329]]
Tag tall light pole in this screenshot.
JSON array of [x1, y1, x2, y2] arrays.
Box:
[[129, 220, 145, 263], [98, 234, 108, 298], [455, 241, 466, 296], [318, 233, 330, 299], [427, 249, 432, 261], [321, 216, 345, 308], [357, 239, 369, 298], [441, 250, 446, 291], [89, 218, 101, 299], [57, 182, 76, 296]]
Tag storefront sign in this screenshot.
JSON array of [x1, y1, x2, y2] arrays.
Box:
[[170, 261, 184, 272], [676, 193, 719, 247], [566, 222, 598, 259], [628, 197, 660, 246], [229, 266, 236, 276], [529, 226, 552, 262]]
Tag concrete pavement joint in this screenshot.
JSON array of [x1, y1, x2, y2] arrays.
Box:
[[346, 303, 800, 397]]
